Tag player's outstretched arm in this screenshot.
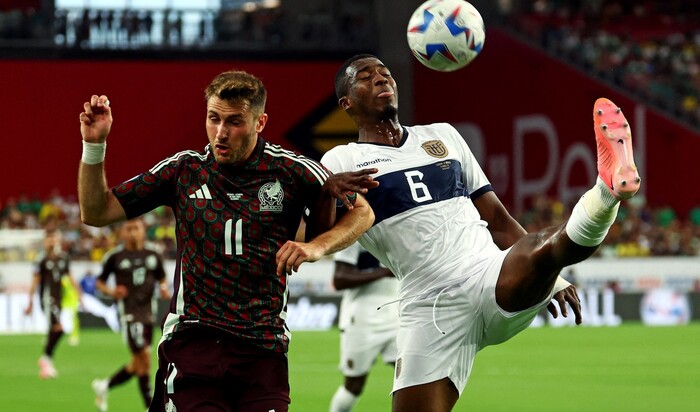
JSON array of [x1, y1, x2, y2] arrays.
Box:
[[78, 95, 126, 227], [276, 195, 374, 276]]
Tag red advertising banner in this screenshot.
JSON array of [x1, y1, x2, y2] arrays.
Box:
[[413, 28, 700, 216], [0, 60, 339, 204]]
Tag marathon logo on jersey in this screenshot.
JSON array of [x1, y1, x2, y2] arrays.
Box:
[[259, 180, 284, 212], [356, 158, 391, 169], [421, 140, 448, 158]]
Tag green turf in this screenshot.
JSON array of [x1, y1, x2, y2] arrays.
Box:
[[1, 324, 699, 411]]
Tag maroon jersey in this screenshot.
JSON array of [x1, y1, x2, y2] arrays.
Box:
[[112, 139, 330, 352], [99, 246, 166, 324], [35, 252, 70, 311]]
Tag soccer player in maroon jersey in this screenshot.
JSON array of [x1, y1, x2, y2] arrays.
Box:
[[77, 70, 375, 411], [92, 218, 170, 411], [24, 230, 81, 379]]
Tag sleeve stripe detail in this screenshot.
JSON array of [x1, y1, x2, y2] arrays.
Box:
[[470, 184, 493, 200], [264, 144, 330, 183], [149, 150, 207, 174]]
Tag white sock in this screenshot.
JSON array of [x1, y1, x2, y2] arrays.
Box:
[[330, 385, 358, 412], [565, 177, 620, 247]]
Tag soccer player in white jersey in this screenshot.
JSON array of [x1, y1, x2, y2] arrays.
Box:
[[329, 241, 399, 412], [321, 54, 641, 412]]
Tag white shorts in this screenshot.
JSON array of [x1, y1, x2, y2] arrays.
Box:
[[392, 248, 554, 395], [339, 321, 398, 377]]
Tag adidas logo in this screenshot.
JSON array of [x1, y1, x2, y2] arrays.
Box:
[[188, 184, 213, 200]]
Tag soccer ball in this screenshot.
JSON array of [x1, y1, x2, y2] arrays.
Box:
[[407, 0, 486, 72]]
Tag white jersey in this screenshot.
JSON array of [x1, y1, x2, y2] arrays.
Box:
[[334, 242, 399, 330], [321, 123, 501, 298]]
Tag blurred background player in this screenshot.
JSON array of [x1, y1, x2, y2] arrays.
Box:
[[24, 229, 81, 379], [330, 241, 398, 412], [61, 272, 81, 346], [92, 218, 170, 411]]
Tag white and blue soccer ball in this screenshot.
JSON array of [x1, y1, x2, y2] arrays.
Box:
[[407, 0, 486, 72]]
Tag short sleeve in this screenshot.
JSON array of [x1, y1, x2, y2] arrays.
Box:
[[444, 124, 492, 200], [112, 155, 180, 219]]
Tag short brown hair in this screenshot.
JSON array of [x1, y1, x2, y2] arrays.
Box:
[[205, 70, 267, 115]]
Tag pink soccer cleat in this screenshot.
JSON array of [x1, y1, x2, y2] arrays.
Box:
[[593, 98, 641, 199], [38, 356, 57, 379]]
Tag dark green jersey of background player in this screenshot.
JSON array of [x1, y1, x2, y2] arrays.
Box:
[[99, 245, 166, 325], [35, 252, 70, 312], [112, 139, 330, 353]]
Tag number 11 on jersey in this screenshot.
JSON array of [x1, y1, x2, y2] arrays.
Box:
[[224, 218, 243, 255]]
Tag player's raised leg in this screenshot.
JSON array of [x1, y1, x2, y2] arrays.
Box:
[[496, 98, 640, 313], [593, 98, 640, 199]]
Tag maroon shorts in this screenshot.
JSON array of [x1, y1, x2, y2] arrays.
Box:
[[149, 327, 290, 412], [126, 321, 153, 353]]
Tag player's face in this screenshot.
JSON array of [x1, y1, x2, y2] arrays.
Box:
[[121, 220, 145, 247], [43, 232, 61, 253], [342, 57, 398, 120], [206, 96, 268, 165]]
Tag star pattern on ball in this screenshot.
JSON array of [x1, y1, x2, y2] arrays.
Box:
[[408, 8, 435, 33]]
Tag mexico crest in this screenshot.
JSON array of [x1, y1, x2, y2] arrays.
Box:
[[259, 180, 284, 212], [421, 140, 448, 158]]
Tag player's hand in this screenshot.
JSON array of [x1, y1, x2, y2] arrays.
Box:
[[548, 285, 582, 325], [24, 303, 32, 316], [276, 241, 324, 276], [79, 94, 113, 143], [112, 285, 128, 300], [323, 169, 379, 209]]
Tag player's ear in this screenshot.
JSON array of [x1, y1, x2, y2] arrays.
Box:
[[255, 113, 268, 133], [339, 96, 351, 111]]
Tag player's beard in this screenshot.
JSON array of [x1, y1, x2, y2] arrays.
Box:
[[214, 130, 257, 165], [379, 104, 398, 122]]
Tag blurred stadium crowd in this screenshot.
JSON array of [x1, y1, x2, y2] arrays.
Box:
[[1, 192, 699, 262], [0, 1, 376, 52], [504, 0, 700, 128]]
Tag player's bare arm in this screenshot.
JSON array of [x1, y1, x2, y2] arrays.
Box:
[[333, 261, 393, 291], [96, 278, 127, 300], [78, 94, 127, 227], [472, 191, 527, 249], [158, 279, 171, 300], [24, 273, 40, 315], [276, 194, 374, 276]]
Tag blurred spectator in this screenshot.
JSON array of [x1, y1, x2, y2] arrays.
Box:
[[507, 0, 700, 128]]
